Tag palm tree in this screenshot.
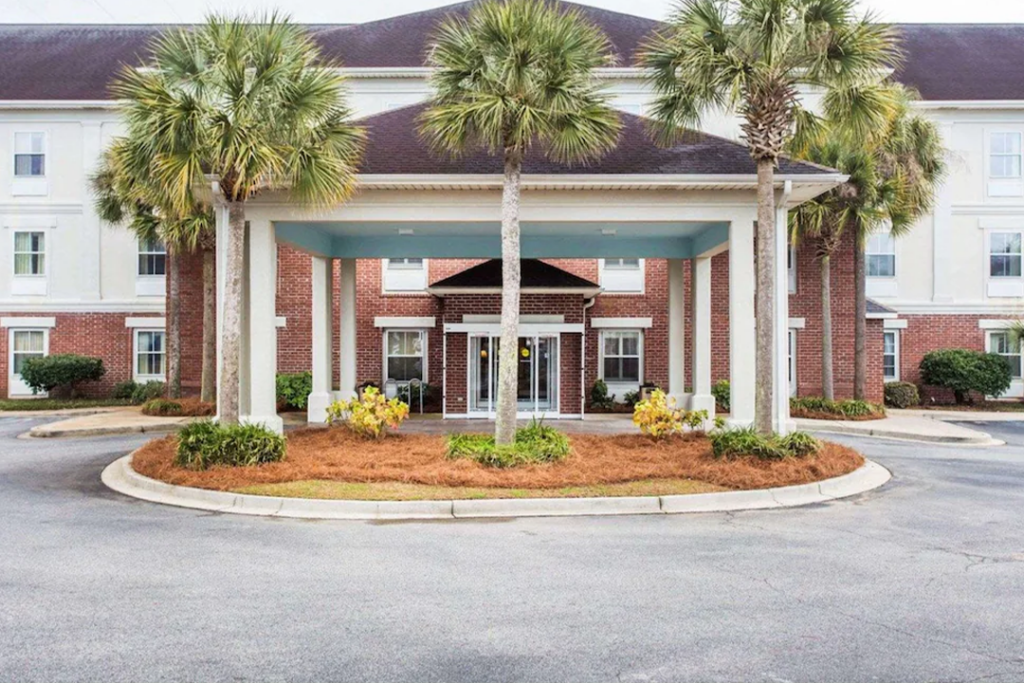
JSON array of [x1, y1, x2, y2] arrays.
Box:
[[92, 144, 216, 402], [111, 14, 365, 424], [419, 0, 621, 445], [639, 0, 899, 433]]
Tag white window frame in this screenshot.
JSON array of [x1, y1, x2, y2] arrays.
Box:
[[11, 230, 48, 296], [598, 329, 643, 387], [598, 258, 645, 294], [11, 131, 48, 196], [12, 230, 46, 277], [13, 132, 46, 178], [866, 230, 897, 279], [382, 328, 428, 386], [787, 245, 797, 294], [987, 129, 1024, 198], [883, 330, 900, 382], [987, 330, 1023, 379], [136, 236, 167, 297], [382, 258, 428, 293], [8, 327, 49, 397], [133, 328, 167, 382], [987, 230, 1024, 298]]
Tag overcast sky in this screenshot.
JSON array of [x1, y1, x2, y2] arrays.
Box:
[[5, 0, 1023, 23]]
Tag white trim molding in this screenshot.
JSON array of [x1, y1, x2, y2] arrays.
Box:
[[979, 319, 1023, 329], [125, 317, 166, 329], [1, 316, 56, 328], [590, 317, 653, 329], [444, 322, 583, 335], [463, 314, 564, 324], [788, 317, 806, 329], [883, 319, 908, 329], [275, 316, 287, 328], [374, 316, 436, 329]]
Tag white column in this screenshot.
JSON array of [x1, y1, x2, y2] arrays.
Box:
[[80, 122, 103, 300], [667, 258, 687, 404], [773, 192, 792, 434], [729, 213, 756, 426], [308, 256, 335, 423], [690, 255, 715, 417], [932, 122, 955, 302], [242, 218, 282, 433], [338, 258, 358, 400]]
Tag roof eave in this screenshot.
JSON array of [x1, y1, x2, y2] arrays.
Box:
[[427, 286, 603, 297]]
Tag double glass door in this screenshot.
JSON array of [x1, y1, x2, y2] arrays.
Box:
[[469, 335, 558, 415]]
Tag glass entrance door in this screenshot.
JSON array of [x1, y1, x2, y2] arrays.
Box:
[[469, 335, 558, 415]]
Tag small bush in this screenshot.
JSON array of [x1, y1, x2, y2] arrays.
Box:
[[111, 380, 138, 401], [446, 419, 571, 468], [174, 420, 286, 470], [712, 379, 731, 413], [19, 354, 105, 397], [276, 371, 312, 411], [884, 381, 920, 409], [142, 398, 183, 416], [790, 396, 885, 420], [621, 390, 641, 407], [710, 427, 821, 460], [130, 381, 166, 405], [632, 389, 708, 438], [920, 348, 1012, 404], [590, 379, 615, 409], [142, 397, 215, 417], [326, 386, 409, 439]]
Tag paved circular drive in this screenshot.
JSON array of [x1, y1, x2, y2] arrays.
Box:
[[2, 416, 1024, 682]]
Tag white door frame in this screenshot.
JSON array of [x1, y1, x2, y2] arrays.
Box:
[[464, 332, 562, 419]]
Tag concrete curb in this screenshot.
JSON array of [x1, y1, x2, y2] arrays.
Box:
[[799, 422, 1000, 446], [28, 422, 185, 438], [101, 452, 892, 520]]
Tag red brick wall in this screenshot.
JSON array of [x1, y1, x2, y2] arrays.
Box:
[[177, 250, 207, 394]]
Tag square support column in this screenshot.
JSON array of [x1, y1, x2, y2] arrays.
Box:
[[338, 258, 358, 400], [773, 194, 793, 434], [690, 255, 715, 417], [729, 214, 756, 426], [308, 255, 335, 423], [667, 258, 687, 404], [242, 218, 283, 433]]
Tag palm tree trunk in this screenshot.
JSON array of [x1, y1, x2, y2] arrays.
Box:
[[754, 158, 776, 435], [219, 202, 246, 424], [495, 151, 522, 446], [853, 238, 867, 400], [200, 247, 217, 404], [167, 249, 182, 399], [820, 251, 834, 400]]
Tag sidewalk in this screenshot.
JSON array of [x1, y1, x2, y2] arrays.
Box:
[[892, 408, 1024, 423], [27, 407, 189, 438], [794, 414, 1000, 446]]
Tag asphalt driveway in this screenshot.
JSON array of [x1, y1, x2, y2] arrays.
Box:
[[1, 416, 1023, 683]]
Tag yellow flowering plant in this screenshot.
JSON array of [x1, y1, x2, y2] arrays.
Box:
[[632, 389, 709, 439], [326, 386, 410, 439]]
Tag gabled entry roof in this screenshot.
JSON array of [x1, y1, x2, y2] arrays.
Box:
[[428, 259, 602, 297], [359, 103, 829, 176]]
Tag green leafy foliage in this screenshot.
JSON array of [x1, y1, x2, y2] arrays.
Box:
[[326, 387, 410, 439], [276, 372, 312, 411], [621, 390, 641, 407], [919, 349, 1013, 404], [710, 428, 821, 461], [131, 381, 166, 405], [19, 354, 105, 397], [590, 379, 615, 409], [111, 380, 139, 401], [142, 398, 183, 416], [447, 419, 571, 468], [174, 420, 286, 470], [884, 382, 920, 409], [790, 396, 885, 419], [712, 380, 731, 413]]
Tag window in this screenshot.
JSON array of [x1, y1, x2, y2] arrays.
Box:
[[866, 231, 896, 278], [603, 258, 640, 270], [387, 258, 424, 270], [989, 331, 1022, 379], [787, 245, 797, 293], [883, 331, 900, 381], [11, 330, 45, 374], [135, 330, 166, 379], [601, 330, 641, 383], [385, 330, 425, 382], [14, 133, 45, 177], [138, 236, 166, 276], [788, 328, 797, 396], [990, 232, 1022, 278], [991, 132, 1023, 179], [382, 258, 427, 292], [599, 259, 644, 293], [13, 231, 45, 276]]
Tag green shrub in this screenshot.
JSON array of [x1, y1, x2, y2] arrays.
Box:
[[174, 420, 286, 470], [276, 371, 312, 410], [590, 379, 615, 409], [397, 381, 434, 406], [19, 354, 105, 397], [712, 379, 731, 413], [447, 419, 571, 468], [111, 380, 138, 401], [142, 398, 183, 416], [920, 348, 1012, 404], [130, 381, 166, 405], [622, 390, 641, 407], [790, 396, 884, 419], [884, 381, 920, 409], [710, 427, 821, 460]]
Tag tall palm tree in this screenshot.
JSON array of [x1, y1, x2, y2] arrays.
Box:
[[111, 14, 365, 424], [92, 144, 216, 402], [639, 0, 899, 433], [419, 0, 621, 445]]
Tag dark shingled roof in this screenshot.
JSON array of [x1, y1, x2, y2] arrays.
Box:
[[359, 102, 830, 175], [430, 259, 599, 290], [867, 299, 897, 316]]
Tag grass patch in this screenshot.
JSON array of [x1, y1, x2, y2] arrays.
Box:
[[710, 428, 820, 460], [0, 398, 132, 412], [141, 397, 215, 417], [790, 397, 886, 421], [233, 478, 725, 500], [446, 420, 570, 467]]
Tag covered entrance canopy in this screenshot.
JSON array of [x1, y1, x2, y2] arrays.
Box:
[[213, 105, 845, 433]]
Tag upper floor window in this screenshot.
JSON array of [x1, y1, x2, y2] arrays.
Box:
[[599, 258, 644, 293], [387, 258, 424, 270], [13, 231, 45, 276], [382, 258, 427, 292], [866, 231, 896, 277], [13, 133, 45, 177], [990, 132, 1023, 179], [138, 236, 166, 276], [990, 232, 1022, 278]]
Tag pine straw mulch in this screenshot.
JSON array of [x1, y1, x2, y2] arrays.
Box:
[[790, 408, 885, 421], [131, 427, 864, 494], [140, 397, 216, 417]]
